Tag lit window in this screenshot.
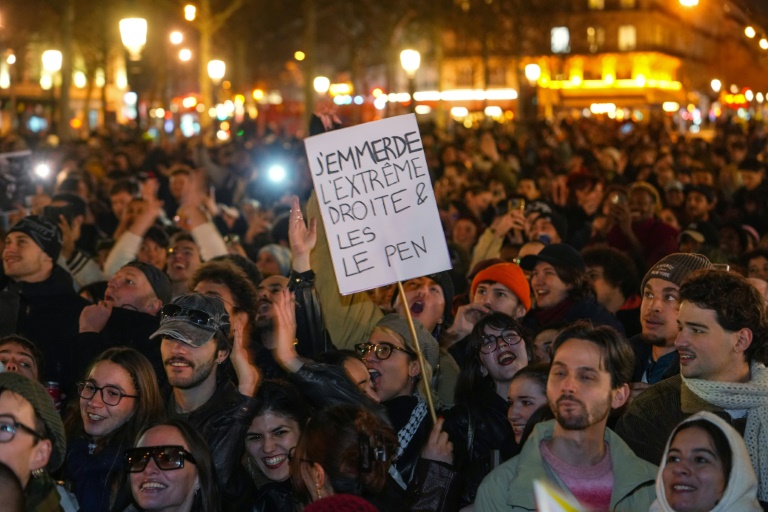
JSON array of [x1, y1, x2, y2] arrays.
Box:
[[587, 27, 605, 53], [551, 27, 571, 54], [618, 25, 637, 51], [620, 0, 636, 8], [589, 0, 605, 9]]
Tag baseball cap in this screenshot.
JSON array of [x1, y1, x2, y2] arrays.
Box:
[[150, 293, 230, 347]]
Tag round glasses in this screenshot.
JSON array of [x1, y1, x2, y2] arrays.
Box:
[[125, 445, 197, 473], [354, 342, 415, 361], [479, 330, 523, 354], [77, 381, 138, 406], [0, 414, 42, 443]]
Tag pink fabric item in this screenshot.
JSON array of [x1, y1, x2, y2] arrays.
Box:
[[540, 440, 614, 512]]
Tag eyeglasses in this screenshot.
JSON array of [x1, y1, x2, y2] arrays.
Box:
[[354, 342, 415, 361], [125, 445, 197, 473], [479, 330, 523, 354], [160, 304, 229, 334], [0, 414, 42, 443], [77, 381, 138, 406]]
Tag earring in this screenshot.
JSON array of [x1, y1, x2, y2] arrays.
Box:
[[32, 468, 45, 478], [194, 486, 200, 496], [316, 483, 323, 500]]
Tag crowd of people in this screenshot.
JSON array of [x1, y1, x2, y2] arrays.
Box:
[[0, 110, 768, 512]]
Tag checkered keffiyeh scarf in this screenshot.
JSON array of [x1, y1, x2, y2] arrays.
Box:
[[682, 362, 768, 501]]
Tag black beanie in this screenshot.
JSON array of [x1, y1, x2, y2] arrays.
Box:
[[8, 216, 62, 261]]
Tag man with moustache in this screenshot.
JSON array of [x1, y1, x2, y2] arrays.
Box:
[[476, 322, 657, 511], [151, 292, 259, 508], [627, 253, 712, 401], [616, 270, 768, 504]]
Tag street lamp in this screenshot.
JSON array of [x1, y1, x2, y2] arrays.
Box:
[[170, 31, 183, 45], [184, 4, 196, 21], [524, 64, 541, 83], [711, 79, 722, 93], [400, 49, 420, 113], [679, 0, 698, 6], [179, 49, 192, 62], [119, 18, 148, 61], [207, 59, 225, 106], [746, 26, 757, 39], [41, 50, 62, 131], [523, 63, 541, 123], [313, 76, 330, 94]]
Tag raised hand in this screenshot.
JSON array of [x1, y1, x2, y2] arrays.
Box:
[[272, 288, 302, 373], [79, 301, 113, 333], [230, 313, 260, 397], [288, 196, 316, 273]]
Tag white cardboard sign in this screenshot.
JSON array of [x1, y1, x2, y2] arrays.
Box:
[[304, 114, 451, 295]]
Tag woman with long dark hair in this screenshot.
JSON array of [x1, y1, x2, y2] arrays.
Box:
[[63, 347, 164, 512]]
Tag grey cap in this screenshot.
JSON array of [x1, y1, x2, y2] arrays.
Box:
[[641, 253, 713, 292], [150, 293, 230, 348], [374, 313, 439, 371]]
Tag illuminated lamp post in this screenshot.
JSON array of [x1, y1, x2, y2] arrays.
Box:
[[400, 49, 420, 114], [41, 50, 63, 132], [523, 63, 541, 122], [119, 17, 148, 127], [207, 59, 225, 107]]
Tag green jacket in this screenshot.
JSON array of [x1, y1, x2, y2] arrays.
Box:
[[475, 420, 657, 511]]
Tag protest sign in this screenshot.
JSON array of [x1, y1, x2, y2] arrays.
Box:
[[304, 114, 451, 295]]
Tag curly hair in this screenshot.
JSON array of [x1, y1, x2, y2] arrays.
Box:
[[290, 405, 397, 505], [680, 269, 768, 364], [191, 260, 260, 330]]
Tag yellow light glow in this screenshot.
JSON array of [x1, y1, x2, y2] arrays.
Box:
[[222, 80, 231, 90], [329, 83, 352, 96], [294, 51, 305, 61], [184, 4, 196, 21], [415, 105, 432, 115], [234, 94, 245, 104], [170, 31, 183, 45], [252, 89, 264, 100], [7, 54, 16, 65], [711, 79, 722, 93], [590, 103, 616, 114], [156, 108, 165, 117], [663, 102, 680, 112], [73, 71, 87, 88], [746, 26, 757, 38], [541, 78, 682, 91], [42, 50, 63, 73], [484, 106, 503, 117], [179, 49, 192, 62], [679, 0, 698, 6], [70, 118, 82, 129], [182, 96, 198, 108], [372, 88, 384, 97], [571, 76, 582, 86], [635, 74, 646, 87], [525, 64, 541, 82], [450, 107, 469, 118], [760, 38, 768, 50], [746, 90, 754, 101], [313, 76, 330, 94], [220, 121, 230, 131]]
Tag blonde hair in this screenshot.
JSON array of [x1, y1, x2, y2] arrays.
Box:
[[373, 326, 434, 400]]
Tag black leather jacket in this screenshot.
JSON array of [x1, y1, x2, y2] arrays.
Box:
[[442, 384, 517, 507], [166, 379, 258, 509]]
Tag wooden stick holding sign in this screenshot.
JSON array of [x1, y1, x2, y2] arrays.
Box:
[[396, 281, 437, 424]]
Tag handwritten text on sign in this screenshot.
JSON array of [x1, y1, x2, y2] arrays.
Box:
[[304, 114, 451, 295]]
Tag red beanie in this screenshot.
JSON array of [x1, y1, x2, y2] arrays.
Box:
[[470, 263, 531, 311], [305, 494, 380, 512]]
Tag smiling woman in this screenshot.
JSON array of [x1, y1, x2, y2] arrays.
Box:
[[244, 380, 310, 512], [125, 420, 219, 512], [651, 411, 760, 512], [62, 347, 164, 512]]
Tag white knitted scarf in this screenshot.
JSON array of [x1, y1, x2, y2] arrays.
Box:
[[682, 362, 768, 501]]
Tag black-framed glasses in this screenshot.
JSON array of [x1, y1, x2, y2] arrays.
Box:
[[479, 330, 523, 354], [0, 414, 42, 443], [160, 304, 229, 334], [354, 342, 415, 361], [77, 381, 138, 406], [125, 445, 197, 473]]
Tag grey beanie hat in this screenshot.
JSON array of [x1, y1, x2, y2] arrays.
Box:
[[641, 253, 713, 292], [374, 313, 439, 371], [0, 373, 66, 472]]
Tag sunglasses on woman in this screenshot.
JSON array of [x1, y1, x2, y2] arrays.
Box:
[[125, 445, 197, 473]]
